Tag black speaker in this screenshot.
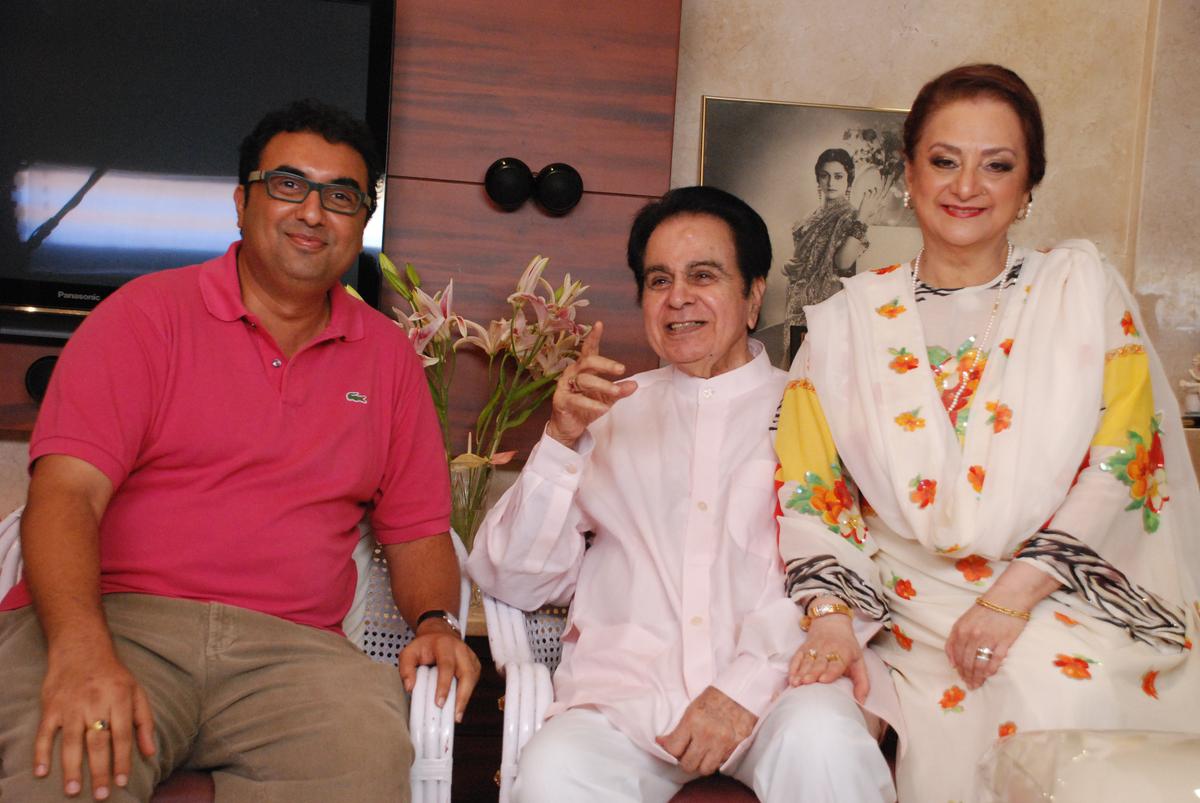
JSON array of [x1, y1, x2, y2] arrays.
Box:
[[25, 355, 58, 403], [534, 163, 583, 215], [484, 157, 535, 210]]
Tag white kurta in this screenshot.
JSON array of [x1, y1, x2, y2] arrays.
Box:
[[469, 342, 898, 768]]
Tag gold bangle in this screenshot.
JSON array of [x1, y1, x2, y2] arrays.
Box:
[[800, 600, 853, 631], [975, 596, 1031, 621]]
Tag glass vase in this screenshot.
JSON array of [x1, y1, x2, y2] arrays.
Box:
[[450, 462, 493, 553]]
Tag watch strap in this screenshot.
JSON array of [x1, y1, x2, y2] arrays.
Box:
[[415, 608, 462, 636]]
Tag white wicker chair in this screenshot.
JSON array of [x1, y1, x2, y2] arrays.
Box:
[[479, 592, 762, 803], [0, 507, 466, 803], [480, 593, 567, 803]]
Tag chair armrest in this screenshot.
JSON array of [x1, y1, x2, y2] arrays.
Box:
[[481, 593, 534, 673], [498, 661, 553, 803], [410, 665, 456, 803]]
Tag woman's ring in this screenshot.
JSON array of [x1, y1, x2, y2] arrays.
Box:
[[806, 648, 819, 659], [975, 646, 995, 662], [567, 376, 580, 393], [826, 652, 842, 663], [89, 719, 110, 732]]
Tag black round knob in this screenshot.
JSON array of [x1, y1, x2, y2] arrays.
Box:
[[25, 355, 58, 403], [484, 157, 534, 211], [534, 163, 583, 215]]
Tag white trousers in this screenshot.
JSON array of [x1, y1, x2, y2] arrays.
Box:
[[512, 683, 895, 803]]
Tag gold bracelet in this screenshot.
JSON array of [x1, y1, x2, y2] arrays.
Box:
[[975, 596, 1031, 621], [800, 600, 853, 631]]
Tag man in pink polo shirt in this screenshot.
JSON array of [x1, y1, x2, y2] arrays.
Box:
[[0, 99, 479, 801]]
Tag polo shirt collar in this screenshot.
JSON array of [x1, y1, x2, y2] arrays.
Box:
[[199, 241, 365, 342], [669, 338, 772, 399]]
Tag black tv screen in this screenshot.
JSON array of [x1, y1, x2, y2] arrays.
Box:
[[0, 0, 393, 340]]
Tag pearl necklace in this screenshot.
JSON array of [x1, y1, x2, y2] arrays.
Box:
[[911, 242, 1016, 417]]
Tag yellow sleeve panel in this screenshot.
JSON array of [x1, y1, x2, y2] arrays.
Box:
[[1092, 346, 1152, 450], [775, 379, 840, 487]]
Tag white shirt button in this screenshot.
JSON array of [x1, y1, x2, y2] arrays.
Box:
[[701, 388, 714, 399], [565, 464, 578, 475], [271, 358, 282, 368], [690, 616, 704, 626], [697, 501, 708, 512]]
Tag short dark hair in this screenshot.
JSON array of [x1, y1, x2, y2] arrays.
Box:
[[627, 186, 771, 302], [903, 64, 1045, 190], [238, 98, 384, 218], [814, 148, 855, 187]]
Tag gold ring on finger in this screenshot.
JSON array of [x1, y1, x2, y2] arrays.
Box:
[[806, 648, 819, 659], [89, 719, 110, 732], [825, 652, 842, 663]]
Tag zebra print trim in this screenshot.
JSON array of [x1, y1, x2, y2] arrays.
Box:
[[1018, 529, 1187, 650], [785, 554, 890, 624], [915, 257, 1025, 301]]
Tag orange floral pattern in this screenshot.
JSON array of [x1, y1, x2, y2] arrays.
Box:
[[895, 408, 926, 431], [784, 461, 865, 548], [1142, 669, 1159, 699], [1105, 415, 1169, 533], [986, 401, 1012, 433], [1054, 612, 1080, 627], [786, 378, 815, 392], [888, 347, 919, 374], [967, 465, 985, 493], [876, 298, 906, 319], [955, 554, 993, 584], [909, 475, 936, 509], [1120, 310, 1138, 336], [939, 685, 966, 713], [888, 573, 916, 600], [999, 338, 1014, 356], [873, 264, 901, 275], [892, 624, 913, 651], [1053, 653, 1096, 680], [998, 721, 1017, 738]]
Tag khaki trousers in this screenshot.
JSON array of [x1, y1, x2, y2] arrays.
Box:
[[0, 594, 412, 802]]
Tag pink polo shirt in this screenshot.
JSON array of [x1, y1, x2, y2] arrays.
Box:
[[2, 243, 450, 632]]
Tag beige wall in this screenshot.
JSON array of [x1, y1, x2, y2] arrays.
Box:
[[673, 0, 1198, 473], [0, 439, 26, 517]]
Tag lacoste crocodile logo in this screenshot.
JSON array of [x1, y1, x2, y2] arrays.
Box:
[[346, 391, 368, 404]]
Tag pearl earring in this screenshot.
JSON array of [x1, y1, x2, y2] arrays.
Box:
[[1016, 193, 1034, 221], [902, 190, 912, 209]]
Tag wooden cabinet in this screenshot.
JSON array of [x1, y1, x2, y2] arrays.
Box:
[[384, 0, 682, 456]]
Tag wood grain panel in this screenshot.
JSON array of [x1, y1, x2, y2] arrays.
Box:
[[0, 342, 60, 433], [382, 176, 657, 458], [389, 0, 681, 197]]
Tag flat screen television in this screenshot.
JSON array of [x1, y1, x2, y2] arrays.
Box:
[[0, 0, 394, 342]]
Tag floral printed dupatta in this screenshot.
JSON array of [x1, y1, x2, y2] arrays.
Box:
[[803, 240, 1199, 614]]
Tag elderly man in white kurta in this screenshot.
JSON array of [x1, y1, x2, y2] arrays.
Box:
[[468, 186, 897, 803]]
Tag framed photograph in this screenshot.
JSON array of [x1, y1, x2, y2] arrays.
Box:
[[701, 96, 922, 367]]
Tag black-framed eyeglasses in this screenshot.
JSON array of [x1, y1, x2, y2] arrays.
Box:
[[247, 170, 373, 215]]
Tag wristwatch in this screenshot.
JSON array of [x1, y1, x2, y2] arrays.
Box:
[[416, 608, 463, 637], [800, 599, 853, 632]]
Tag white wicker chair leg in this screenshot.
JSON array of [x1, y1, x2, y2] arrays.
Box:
[[499, 662, 526, 803], [517, 663, 538, 754]]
